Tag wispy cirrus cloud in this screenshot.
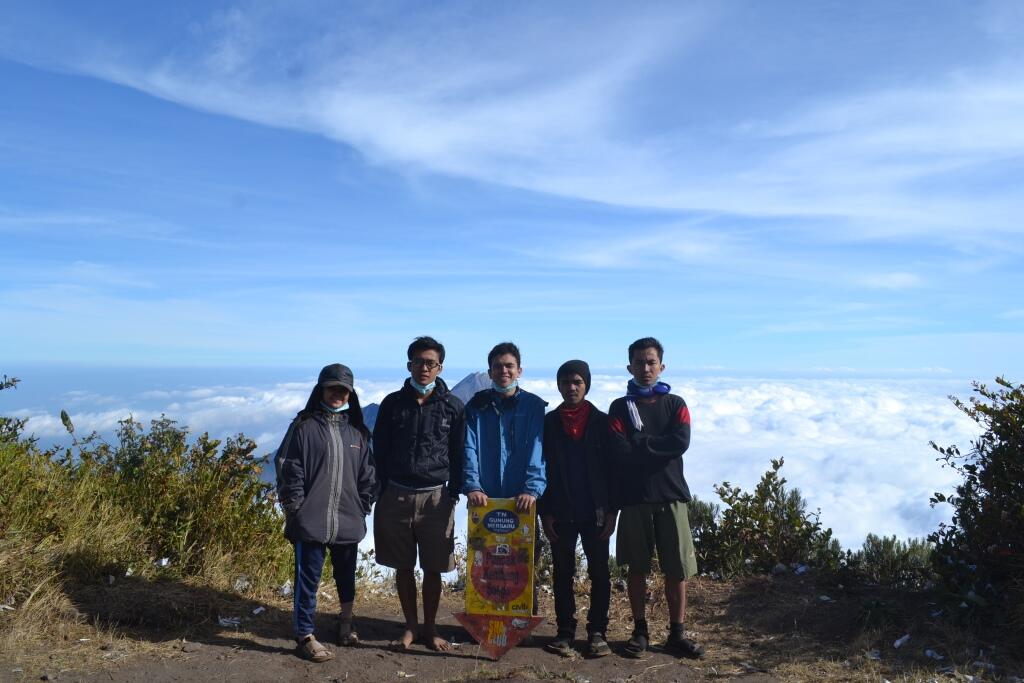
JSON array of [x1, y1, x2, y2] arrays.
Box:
[[4, 2, 1023, 245]]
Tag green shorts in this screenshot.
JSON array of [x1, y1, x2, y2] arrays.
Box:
[[616, 501, 698, 580]]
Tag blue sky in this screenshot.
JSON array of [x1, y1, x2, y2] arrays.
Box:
[[2, 0, 1023, 375], [5, 1, 1022, 548]]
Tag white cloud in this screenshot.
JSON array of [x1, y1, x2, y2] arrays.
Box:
[[17, 373, 978, 549], [8, 4, 1022, 244], [860, 272, 922, 290]]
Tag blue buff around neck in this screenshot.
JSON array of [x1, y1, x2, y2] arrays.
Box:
[[410, 379, 436, 395], [320, 401, 349, 413], [491, 380, 518, 394]]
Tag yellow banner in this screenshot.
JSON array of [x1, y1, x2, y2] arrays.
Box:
[[465, 498, 535, 617]]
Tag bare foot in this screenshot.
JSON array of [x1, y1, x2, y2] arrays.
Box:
[[420, 628, 451, 652], [390, 628, 416, 651]]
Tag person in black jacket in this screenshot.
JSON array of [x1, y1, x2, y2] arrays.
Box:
[[372, 336, 465, 652], [608, 337, 703, 660], [275, 363, 377, 663], [539, 360, 616, 659]]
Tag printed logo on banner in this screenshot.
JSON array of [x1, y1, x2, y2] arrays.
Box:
[[455, 497, 543, 659], [464, 499, 535, 617]]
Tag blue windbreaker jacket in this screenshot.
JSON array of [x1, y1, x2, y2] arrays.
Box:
[[462, 388, 547, 498]]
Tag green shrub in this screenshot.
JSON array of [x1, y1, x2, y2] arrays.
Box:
[[707, 458, 838, 576], [71, 415, 292, 592], [0, 436, 150, 651], [846, 534, 934, 589], [687, 496, 721, 571], [0, 375, 28, 444], [930, 377, 1024, 632]]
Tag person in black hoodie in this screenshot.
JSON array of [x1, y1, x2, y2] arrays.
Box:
[[372, 336, 465, 652], [608, 337, 703, 660], [275, 363, 377, 663], [539, 360, 616, 659]]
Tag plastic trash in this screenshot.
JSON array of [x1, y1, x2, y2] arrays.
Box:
[[866, 649, 882, 661], [233, 575, 251, 592], [252, 606, 266, 615], [277, 580, 293, 597], [156, 558, 171, 568], [794, 564, 809, 575], [924, 649, 944, 660], [218, 616, 241, 627], [893, 634, 910, 649]]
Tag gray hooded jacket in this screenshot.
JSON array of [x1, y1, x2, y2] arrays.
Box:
[[275, 367, 377, 545]]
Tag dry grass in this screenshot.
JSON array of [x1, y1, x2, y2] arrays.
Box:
[[3, 570, 1021, 682]]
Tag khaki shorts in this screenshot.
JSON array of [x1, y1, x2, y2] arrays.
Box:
[[616, 501, 698, 580], [373, 485, 455, 573]]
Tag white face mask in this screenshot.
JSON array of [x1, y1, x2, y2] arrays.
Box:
[[491, 380, 518, 394], [321, 401, 349, 413], [410, 379, 436, 395]]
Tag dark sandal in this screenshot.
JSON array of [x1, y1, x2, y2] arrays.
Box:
[[665, 634, 704, 659], [338, 620, 359, 646], [622, 629, 649, 659]]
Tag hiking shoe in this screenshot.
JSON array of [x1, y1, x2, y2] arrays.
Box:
[[544, 633, 573, 657], [296, 635, 334, 662], [665, 633, 704, 659], [622, 628, 649, 659], [584, 632, 610, 658]]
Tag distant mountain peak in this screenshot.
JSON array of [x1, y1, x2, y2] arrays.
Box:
[[450, 371, 490, 404]]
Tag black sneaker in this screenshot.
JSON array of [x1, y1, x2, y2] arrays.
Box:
[[665, 633, 704, 659], [622, 627, 649, 659], [544, 634, 573, 657], [585, 632, 610, 658]]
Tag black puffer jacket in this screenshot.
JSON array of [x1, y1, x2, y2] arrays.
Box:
[[372, 377, 465, 499]]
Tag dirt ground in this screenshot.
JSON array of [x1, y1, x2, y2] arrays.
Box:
[[2, 573, 1021, 682]]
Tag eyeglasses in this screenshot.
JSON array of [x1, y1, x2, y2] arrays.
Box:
[[409, 359, 441, 369]]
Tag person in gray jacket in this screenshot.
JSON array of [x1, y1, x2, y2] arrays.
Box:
[[275, 363, 377, 663]]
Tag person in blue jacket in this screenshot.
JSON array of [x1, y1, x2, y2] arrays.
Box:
[[463, 341, 547, 509], [462, 341, 547, 614]]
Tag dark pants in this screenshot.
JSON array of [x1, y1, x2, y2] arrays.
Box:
[[293, 541, 358, 639], [550, 520, 610, 636]]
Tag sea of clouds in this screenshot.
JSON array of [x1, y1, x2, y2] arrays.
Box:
[[8, 372, 980, 556]]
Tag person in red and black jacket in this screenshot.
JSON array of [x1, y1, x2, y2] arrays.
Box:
[[608, 337, 704, 660], [538, 360, 616, 659]]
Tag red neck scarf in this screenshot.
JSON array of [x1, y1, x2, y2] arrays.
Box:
[[559, 401, 591, 442]]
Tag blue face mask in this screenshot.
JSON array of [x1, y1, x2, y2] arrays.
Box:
[[321, 401, 349, 413], [491, 380, 518, 394], [410, 379, 436, 395]]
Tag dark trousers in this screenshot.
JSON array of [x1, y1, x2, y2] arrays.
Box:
[[550, 520, 610, 636], [293, 541, 358, 639]]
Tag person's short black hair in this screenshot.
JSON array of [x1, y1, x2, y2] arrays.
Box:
[[628, 337, 664, 362], [407, 336, 445, 364], [487, 342, 521, 368]]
